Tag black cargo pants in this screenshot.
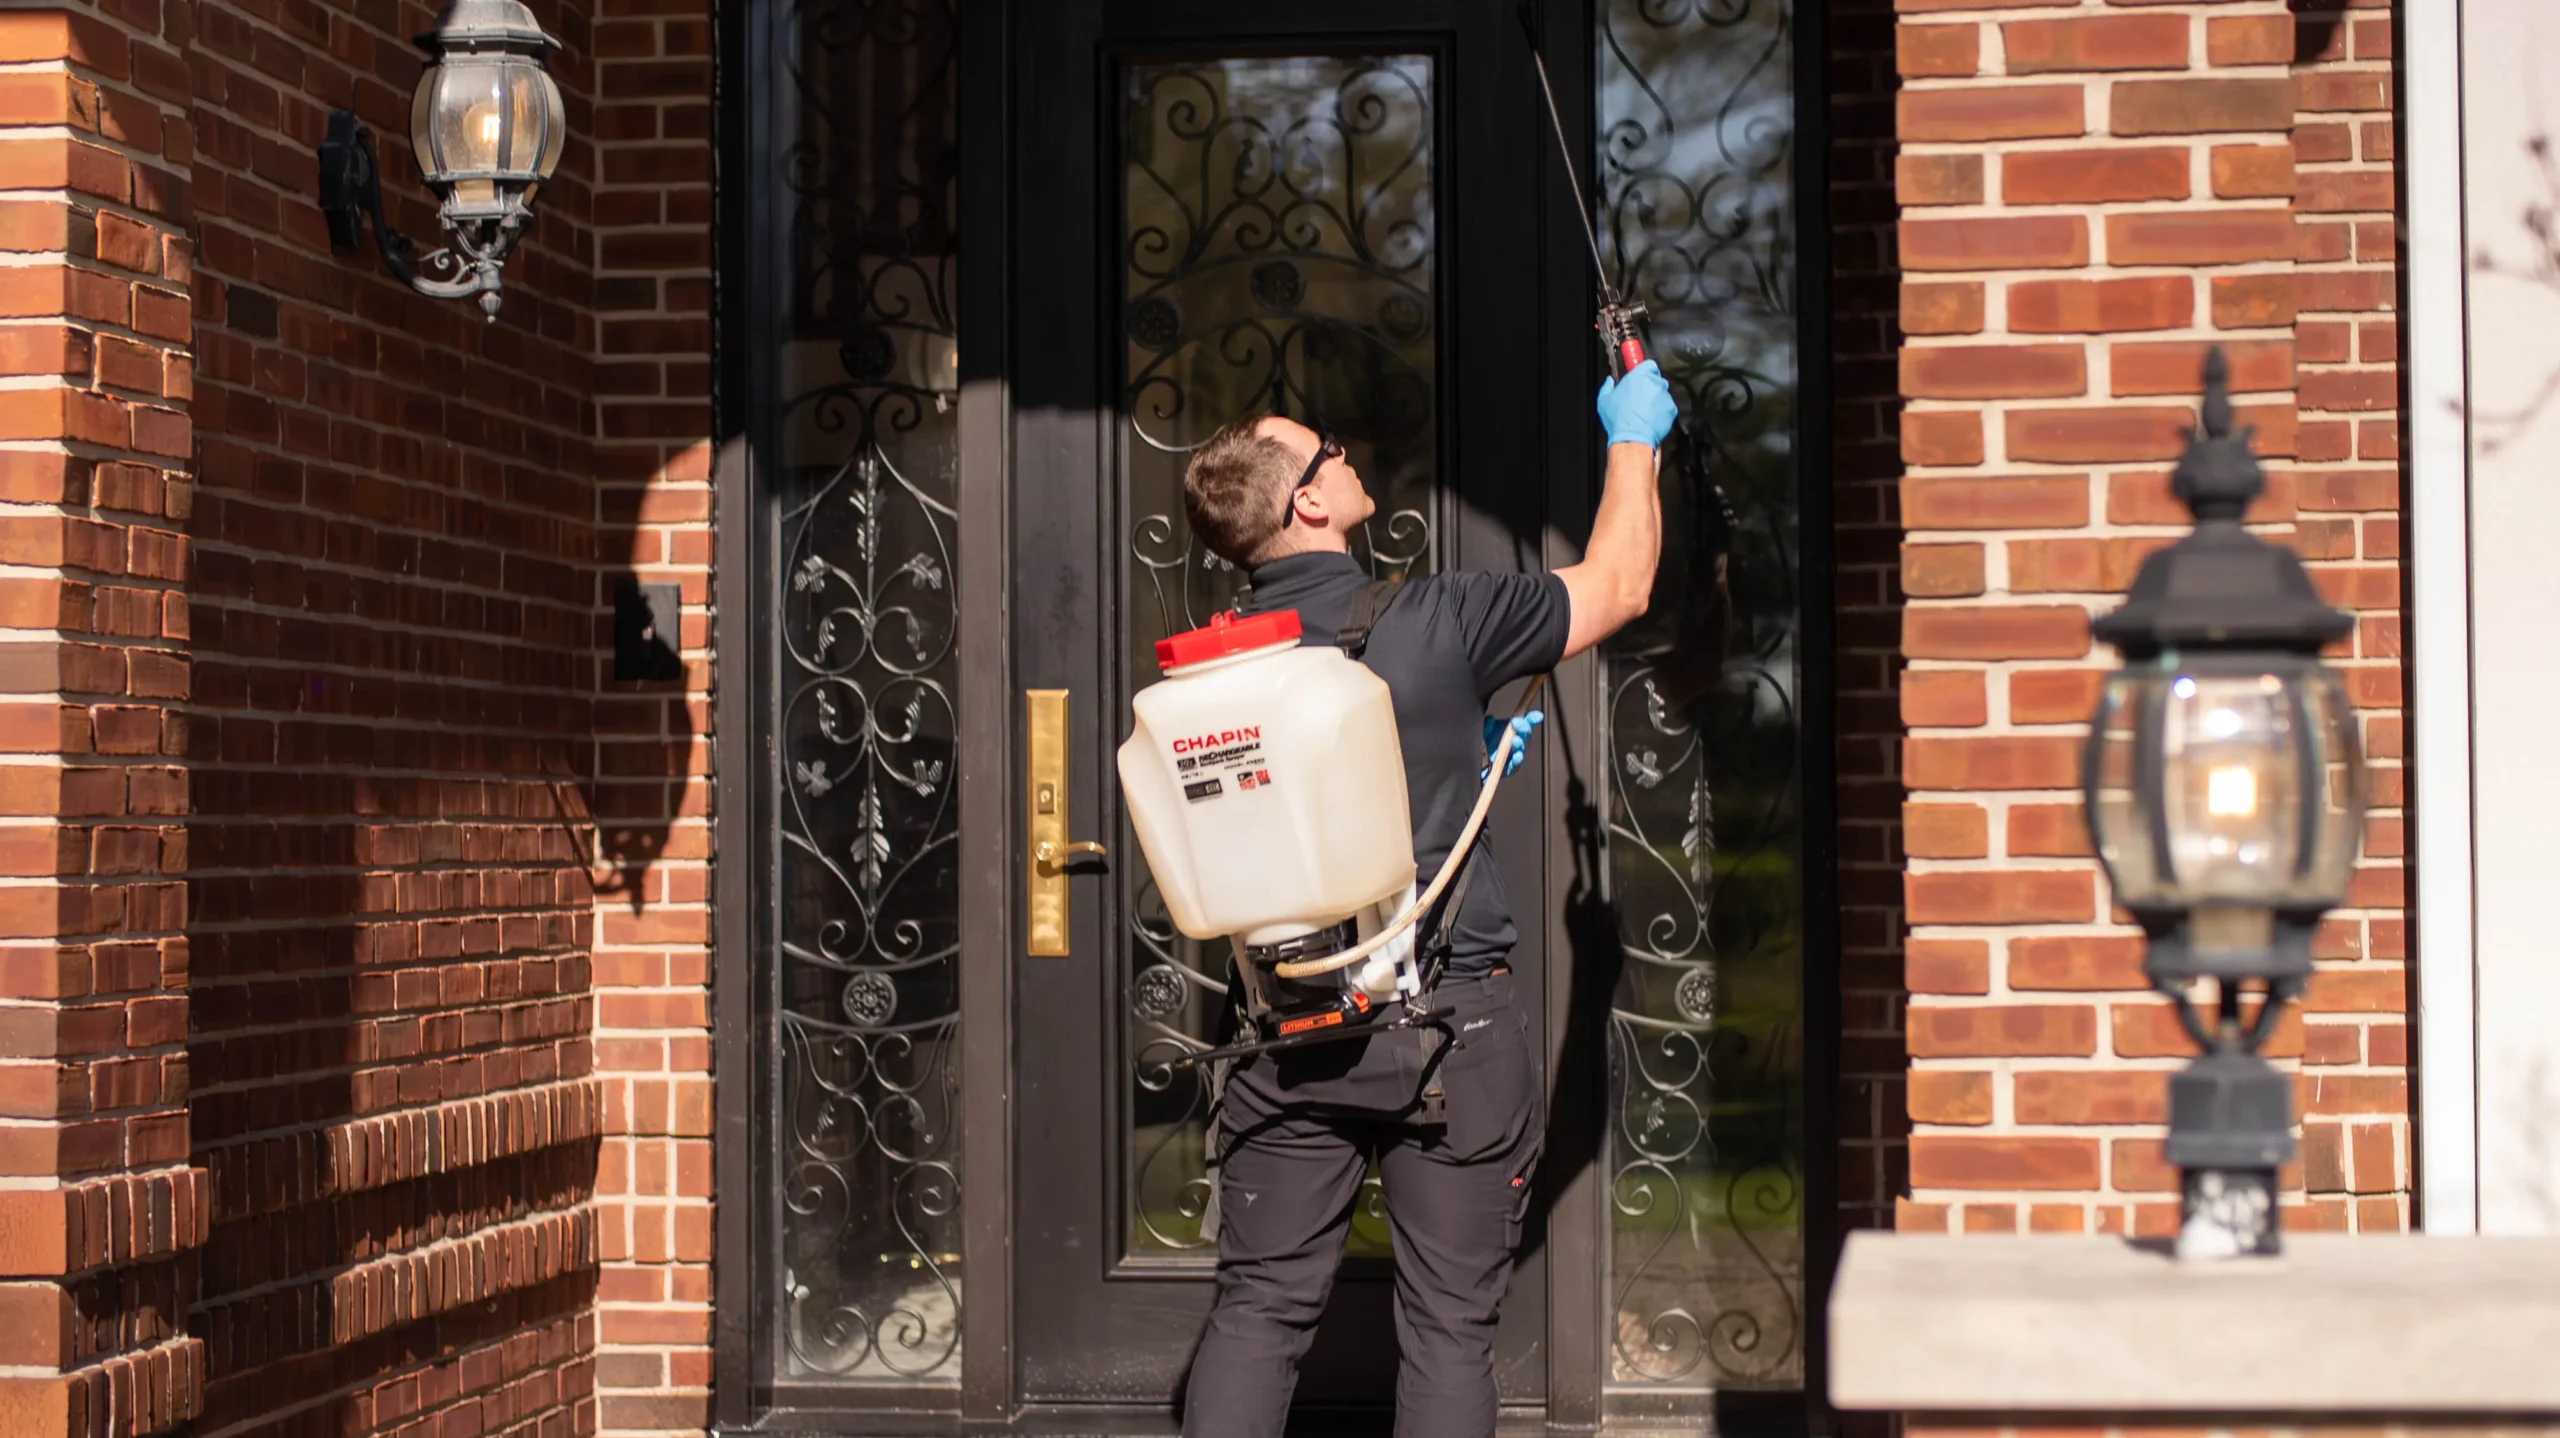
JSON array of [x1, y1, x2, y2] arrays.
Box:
[[1180, 970, 1543, 1438]]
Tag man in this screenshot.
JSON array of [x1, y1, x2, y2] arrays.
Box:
[[1176, 362, 1680, 1437]]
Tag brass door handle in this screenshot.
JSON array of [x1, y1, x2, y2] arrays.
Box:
[[1035, 840, 1108, 875]]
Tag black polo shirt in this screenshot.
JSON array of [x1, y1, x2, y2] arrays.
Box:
[[1239, 552, 1571, 978]]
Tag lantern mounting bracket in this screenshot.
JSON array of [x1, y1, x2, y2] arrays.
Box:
[[317, 109, 513, 320]]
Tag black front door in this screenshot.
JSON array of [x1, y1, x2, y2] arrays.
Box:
[[1007, 0, 1573, 1414]]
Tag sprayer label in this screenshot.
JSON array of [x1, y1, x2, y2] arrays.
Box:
[[1170, 728, 1273, 802]]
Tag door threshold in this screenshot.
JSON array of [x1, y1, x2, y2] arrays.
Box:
[[722, 1402, 1801, 1437], [968, 1406, 1557, 1437]]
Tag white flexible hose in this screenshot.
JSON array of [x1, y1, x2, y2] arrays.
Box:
[[1273, 684, 1541, 980]]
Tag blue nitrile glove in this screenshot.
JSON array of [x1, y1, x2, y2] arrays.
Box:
[[1481, 710, 1546, 780], [1595, 359, 1678, 449]]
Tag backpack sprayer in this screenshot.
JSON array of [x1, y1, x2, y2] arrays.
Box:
[[1114, 11, 1664, 1073], [1118, 591, 1546, 1074]]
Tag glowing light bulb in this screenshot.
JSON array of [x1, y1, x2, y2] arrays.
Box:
[[2206, 764, 2259, 818], [478, 109, 503, 148]]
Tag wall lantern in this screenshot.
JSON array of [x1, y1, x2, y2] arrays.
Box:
[[2081, 349, 2366, 1261], [317, 0, 566, 320]]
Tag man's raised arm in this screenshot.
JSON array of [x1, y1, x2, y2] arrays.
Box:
[[1556, 359, 1678, 659]]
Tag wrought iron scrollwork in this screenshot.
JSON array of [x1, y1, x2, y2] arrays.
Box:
[[1597, 0, 1805, 1391], [770, 0, 965, 1384], [1117, 54, 1444, 1259]]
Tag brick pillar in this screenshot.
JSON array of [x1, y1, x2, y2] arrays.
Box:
[[2289, 0, 2409, 1234], [1891, 0, 2310, 1236], [0, 7, 206, 1435], [587, 1, 716, 1432]]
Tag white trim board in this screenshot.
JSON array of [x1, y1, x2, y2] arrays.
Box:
[[2439, 0, 2560, 1234]]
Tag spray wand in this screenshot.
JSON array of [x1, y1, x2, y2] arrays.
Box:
[[1517, 5, 1739, 711], [1518, 5, 1651, 379]]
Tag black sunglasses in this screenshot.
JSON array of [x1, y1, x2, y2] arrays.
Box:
[[1281, 431, 1343, 529]]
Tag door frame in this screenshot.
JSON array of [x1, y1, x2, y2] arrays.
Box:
[[708, 0, 1839, 1431]]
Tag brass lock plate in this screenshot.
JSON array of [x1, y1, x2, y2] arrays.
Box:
[[1026, 689, 1070, 957]]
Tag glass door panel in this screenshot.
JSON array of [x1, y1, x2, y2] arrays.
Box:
[[1117, 52, 1443, 1264]]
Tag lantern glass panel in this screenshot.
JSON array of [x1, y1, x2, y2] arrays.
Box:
[[2087, 674, 2161, 905], [500, 59, 549, 173], [533, 71, 566, 180], [2157, 670, 2301, 903], [409, 66, 436, 176], [2086, 658, 2366, 913], [419, 54, 511, 181], [2299, 665, 2365, 897]]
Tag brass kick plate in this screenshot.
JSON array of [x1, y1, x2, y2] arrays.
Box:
[[1026, 689, 1071, 956]]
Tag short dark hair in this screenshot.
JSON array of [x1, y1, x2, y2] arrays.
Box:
[[1182, 415, 1298, 568]]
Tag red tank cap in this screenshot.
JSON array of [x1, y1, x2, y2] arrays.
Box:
[[1155, 609, 1302, 671]]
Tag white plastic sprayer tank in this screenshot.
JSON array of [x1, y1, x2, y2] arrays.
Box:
[[1118, 609, 1415, 948]]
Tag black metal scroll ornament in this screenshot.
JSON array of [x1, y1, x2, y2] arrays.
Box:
[[769, 0, 968, 1382], [318, 112, 511, 316]]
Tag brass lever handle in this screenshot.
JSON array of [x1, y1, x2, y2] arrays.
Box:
[[1035, 840, 1109, 875]]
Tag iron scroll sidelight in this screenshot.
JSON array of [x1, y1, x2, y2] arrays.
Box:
[[2081, 350, 2367, 1261], [768, 0, 967, 1383], [317, 0, 567, 319], [1596, 0, 1806, 1389]]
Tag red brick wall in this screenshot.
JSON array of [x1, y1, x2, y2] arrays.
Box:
[[2288, 0, 2406, 1231], [182, 4, 608, 1438], [0, 5, 208, 1434], [1887, 0, 2409, 1236], [584, 0, 716, 1431]]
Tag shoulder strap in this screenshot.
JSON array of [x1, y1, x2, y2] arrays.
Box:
[[1420, 842, 1480, 968], [1332, 579, 1405, 660]]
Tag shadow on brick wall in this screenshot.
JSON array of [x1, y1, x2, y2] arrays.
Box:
[[183, 212, 611, 1438], [1828, 0, 1913, 1281], [2293, 8, 2345, 64]]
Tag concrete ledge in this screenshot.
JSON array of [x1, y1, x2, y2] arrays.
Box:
[[1829, 1232, 2560, 1413]]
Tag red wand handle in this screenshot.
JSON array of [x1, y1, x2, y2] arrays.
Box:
[[1600, 299, 1652, 378]]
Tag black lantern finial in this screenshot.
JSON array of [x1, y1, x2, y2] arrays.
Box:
[[2093, 350, 2348, 662], [317, 0, 567, 320], [2171, 348, 2263, 521]]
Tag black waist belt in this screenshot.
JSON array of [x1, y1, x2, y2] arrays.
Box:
[[1241, 919, 1359, 968]]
